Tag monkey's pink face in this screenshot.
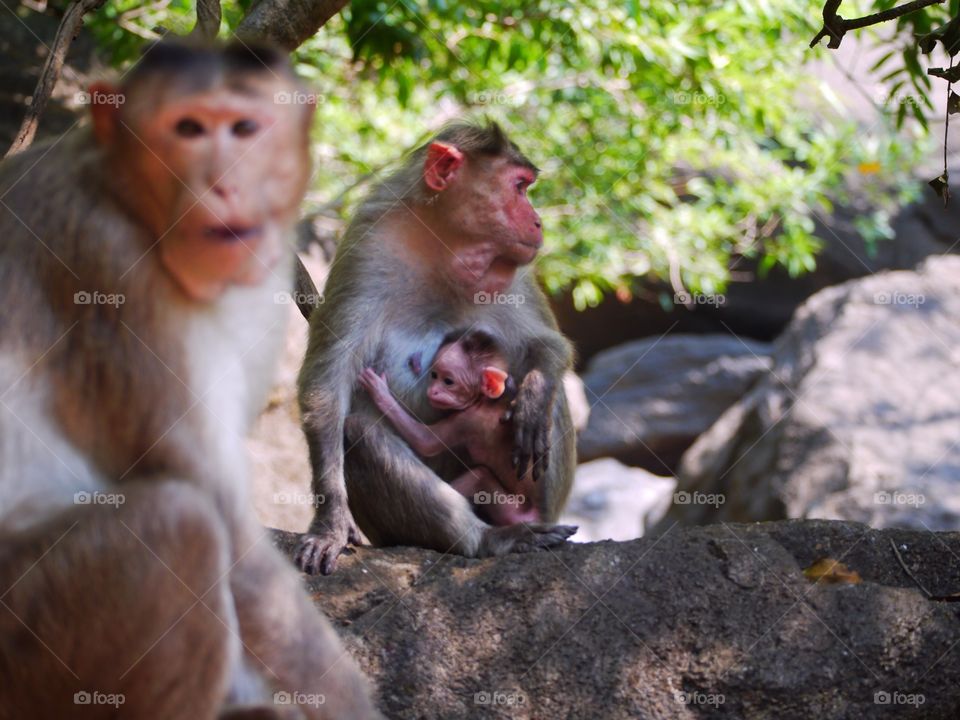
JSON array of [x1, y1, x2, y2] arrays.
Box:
[[426, 344, 478, 410], [425, 144, 544, 295], [459, 158, 543, 266], [491, 163, 543, 261], [95, 79, 312, 301]]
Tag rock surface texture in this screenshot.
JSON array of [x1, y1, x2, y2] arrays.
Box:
[[578, 334, 772, 474], [672, 257, 960, 532], [278, 520, 960, 719]]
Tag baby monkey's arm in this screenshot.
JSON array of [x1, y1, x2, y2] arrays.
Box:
[[358, 368, 462, 457]]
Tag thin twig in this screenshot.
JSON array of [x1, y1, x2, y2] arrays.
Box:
[[890, 538, 960, 601], [811, 0, 945, 49], [890, 538, 934, 598], [845, 0, 944, 29], [944, 56, 953, 207], [5, 0, 108, 157]]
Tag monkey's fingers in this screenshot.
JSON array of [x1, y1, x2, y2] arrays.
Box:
[[497, 523, 578, 554], [514, 424, 532, 479], [294, 534, 345, 576], [320, 546, 343, 576], [533, 426, 551, 481], [530, 455, 543, 483], [293, 536, 321, 574]]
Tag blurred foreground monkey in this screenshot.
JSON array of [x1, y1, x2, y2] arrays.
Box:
[[0, 41, 377, 719], [296, 122, 577, 575], [358, 329, 540, 526]]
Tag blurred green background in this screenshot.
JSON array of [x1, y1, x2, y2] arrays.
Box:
[[69, 0, 956, 307]]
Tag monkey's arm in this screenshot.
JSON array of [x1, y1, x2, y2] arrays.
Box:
[[296, 310, 366, 575], [358, 368, 459, 457], [231, 518, 380, 719]]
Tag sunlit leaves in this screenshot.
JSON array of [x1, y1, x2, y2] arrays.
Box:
[[83, 0, 929, 302]]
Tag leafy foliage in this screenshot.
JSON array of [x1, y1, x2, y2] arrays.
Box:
[[867, 0, 960, 128], [83, 0, 929, 307]]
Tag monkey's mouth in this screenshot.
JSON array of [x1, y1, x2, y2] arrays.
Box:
[[429, 398, 471, 411], [203, 224, 263, 242]]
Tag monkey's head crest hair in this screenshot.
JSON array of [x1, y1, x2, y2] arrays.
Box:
[[121, 39, 298, 98], [429, 121, 539, 175]]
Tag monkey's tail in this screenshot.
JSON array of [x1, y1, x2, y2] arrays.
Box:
[[294, 255, 322, 320]]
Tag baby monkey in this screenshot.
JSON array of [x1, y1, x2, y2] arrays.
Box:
[[358, 330, 539, 526]]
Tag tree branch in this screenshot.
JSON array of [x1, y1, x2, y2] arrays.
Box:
[[190, 0, 222, 41], [236, 0, 350, 51], [5, 0, 108, 157], [810, 0, 945, 49]]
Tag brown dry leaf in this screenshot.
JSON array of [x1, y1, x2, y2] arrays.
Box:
[[803, 558, 862, 585]]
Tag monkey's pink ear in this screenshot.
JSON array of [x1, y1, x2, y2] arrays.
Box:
[[424, 142, 464, 192], [480, 367, 509, 399], [88, 82, 121, 147]]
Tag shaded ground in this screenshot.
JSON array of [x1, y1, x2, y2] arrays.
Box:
[[276, 520, 960, 719]]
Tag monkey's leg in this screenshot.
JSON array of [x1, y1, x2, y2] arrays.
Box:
[[448, 466, 498, 502], [228, 519, 381, 720], [450, 467, 541, 527], [0, 482, 235, 720], [485, 503, 542, 527], [343, 416, 576, 556]]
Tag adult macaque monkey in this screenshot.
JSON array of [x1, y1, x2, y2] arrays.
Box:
[[0, 42, 377, 719], [296, 122, 577, 575]]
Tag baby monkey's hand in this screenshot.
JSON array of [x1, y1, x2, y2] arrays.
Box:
[[358, 367, 394, 411]]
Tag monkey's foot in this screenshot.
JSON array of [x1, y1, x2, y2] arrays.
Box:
[[479, 523, 577, 556], [294, 522, 362, 575], [295, 533, 341, 575]]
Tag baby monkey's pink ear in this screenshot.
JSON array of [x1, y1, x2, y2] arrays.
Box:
[[481, 367, 509, 399]]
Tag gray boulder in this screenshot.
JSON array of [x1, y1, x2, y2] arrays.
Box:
[[578, 335, 772, 474], [672, 256, 960, 530]]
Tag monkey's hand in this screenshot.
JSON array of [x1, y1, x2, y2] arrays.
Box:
[[295, 512, 364, 576], [509, 369, 553, 482], [358, 368, 394, 413]]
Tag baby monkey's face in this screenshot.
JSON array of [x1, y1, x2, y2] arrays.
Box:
[[426, 339, 510, 411], [427, 342, 478, 411]]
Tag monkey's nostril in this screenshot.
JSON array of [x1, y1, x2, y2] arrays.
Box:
[[534, 220, 542, 228]]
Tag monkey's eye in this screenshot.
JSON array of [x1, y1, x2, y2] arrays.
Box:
[[515, 180, 529, 195], [430, 371, 438, 379], [443, 378, 454, 386], [174, 118, 205, 138], [232, 119, 259, 137]]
